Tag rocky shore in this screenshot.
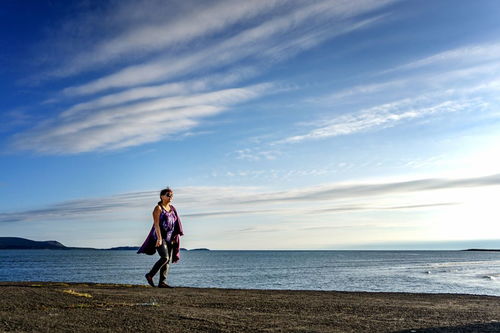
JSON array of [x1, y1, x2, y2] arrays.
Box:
[[1, 282, 499, 332]]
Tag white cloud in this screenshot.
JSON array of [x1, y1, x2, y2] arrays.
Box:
[[62, 67, 260, 116], [318, 79, 408, 102], [3, 173, 500, 249], [280, 40, 500, 145], [52, 0, 289, 77], [2, 173, 499, 223], [384, 42, 500, 74], [12, 0, 399, 156], [62, 0, 395, 96], [319, 56, 500, 105], [12, 84, 273, 154], [280, 96, 486, 143], [233, 148, 282, 161]]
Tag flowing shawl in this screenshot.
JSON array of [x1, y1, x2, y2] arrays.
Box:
[[137, 205, 184, 263]]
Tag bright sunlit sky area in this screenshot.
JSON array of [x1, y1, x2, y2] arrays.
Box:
[[1, 0, 500, 250]]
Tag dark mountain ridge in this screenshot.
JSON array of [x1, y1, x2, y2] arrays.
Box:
[[0, 237, 66, 250], [0, 237, 203, 251]]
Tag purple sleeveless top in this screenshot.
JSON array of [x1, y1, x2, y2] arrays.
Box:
[[160, 206, 177, 242], [137, 204, 184, 261]]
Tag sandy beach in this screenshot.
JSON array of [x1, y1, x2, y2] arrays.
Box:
[[0, 282, 499, 332]]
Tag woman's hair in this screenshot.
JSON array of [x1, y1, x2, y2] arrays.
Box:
[[157, 187, 173, 205]]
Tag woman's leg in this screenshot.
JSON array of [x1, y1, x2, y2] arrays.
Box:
[[148, 241, 169, 278], [159, 242, 173, 284]]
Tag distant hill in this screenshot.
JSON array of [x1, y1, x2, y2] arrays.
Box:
[[463, 249, 500, 252], [190, 248, 210, 251], [0, 237, 209, 251], [0, 237, 67, 250]]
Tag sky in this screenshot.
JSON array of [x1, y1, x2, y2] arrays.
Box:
[[1, 0, 500, 250]]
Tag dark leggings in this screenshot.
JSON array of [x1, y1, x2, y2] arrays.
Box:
[[148, 240, 173, 283]]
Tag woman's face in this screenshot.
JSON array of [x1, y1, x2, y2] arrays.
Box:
[[162, 192, 173, 203]]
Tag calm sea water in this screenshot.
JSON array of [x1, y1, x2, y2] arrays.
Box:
[[0, 250, 499, 296]]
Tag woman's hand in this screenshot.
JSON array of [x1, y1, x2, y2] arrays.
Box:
[[156, 238, 162, 247]]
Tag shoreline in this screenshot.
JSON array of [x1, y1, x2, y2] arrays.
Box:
[[1, 279, 499, 297], [1, 282, 499, 332]]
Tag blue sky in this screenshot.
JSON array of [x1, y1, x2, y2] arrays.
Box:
[[1, 0, 500, 249]]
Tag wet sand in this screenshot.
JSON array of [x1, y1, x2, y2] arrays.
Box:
[[1, 281, 499, 332]]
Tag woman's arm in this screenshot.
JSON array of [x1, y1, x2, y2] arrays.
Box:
[[152, 205, 162, 247]]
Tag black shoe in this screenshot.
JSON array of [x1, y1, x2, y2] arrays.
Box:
[[145, 273, 155, 287], [158, 282, 174, 288]]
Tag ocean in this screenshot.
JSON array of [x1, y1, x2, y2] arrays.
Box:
[[0, 250, 499, 296]]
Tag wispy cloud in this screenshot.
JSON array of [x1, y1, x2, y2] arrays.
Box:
[[14, 0, 398, 155], [318, 79, 408, 102], [278, 39, 500, 144], [62, 1, 394, 96], [216, 167, 332, 181], [62, 67, 260, 116], [232, 148, 282, 161], [240, 173, 500, 204], [0, 109, 33, 133], [279, 97, 486, 143], [316, 62, 500, 107], [315, 202, 458, 213], [50, 0, 288, 78], [1, 173, 498, 223], [12, 83, 273, 154], [385, 42, 500, 74]]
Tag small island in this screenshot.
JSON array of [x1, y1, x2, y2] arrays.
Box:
[[105, 246, 140, 251], [463, 249, 500, 252]]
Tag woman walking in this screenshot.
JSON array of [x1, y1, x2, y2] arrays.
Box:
[[137, 187, 184, 288]]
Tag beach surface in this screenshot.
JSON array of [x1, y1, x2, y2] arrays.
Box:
[[1, 282, 499, 332]]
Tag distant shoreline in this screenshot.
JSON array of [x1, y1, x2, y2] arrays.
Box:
[[463, 249, 500, 252], [2, 237, 498, 252], [0, 247, 205, 251], [3, 248, 500, 251], [0, 237, 209, 251]]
